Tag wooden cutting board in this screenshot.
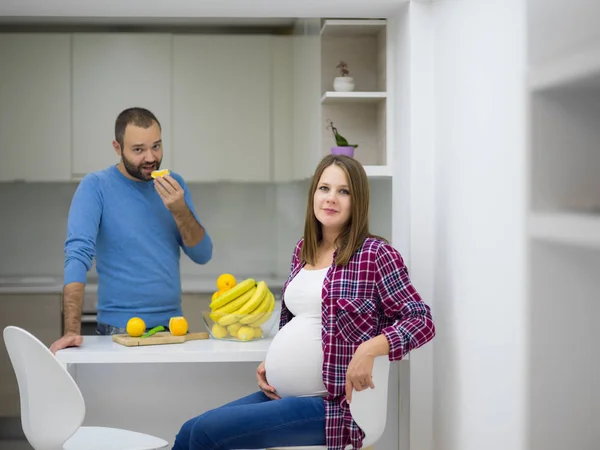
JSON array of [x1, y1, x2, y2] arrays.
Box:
[[112, 331, 209, 347]]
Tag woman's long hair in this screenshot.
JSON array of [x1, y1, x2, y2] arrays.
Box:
[[300, 154, 387, 266]]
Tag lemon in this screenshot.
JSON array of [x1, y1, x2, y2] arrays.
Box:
[[227, 322, 242, 336], [169, 316, 189, 336], [150, 169, 170, 179], [253, 327, 263, 339], [216, 273, 237, 291], [126, 317, 146, 337], [212, 323, 228, 339], [237, 326, 255, 341]]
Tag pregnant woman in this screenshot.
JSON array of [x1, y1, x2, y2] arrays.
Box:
[[172, 154, 436, 450]]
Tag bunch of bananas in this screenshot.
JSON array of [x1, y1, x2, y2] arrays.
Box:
[[209, 278, 276, 341]]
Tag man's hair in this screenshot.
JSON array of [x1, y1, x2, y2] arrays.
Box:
[[114, 107, 161, 149]]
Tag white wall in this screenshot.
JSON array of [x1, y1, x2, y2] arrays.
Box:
[[0, 179, 392, 281], [431, 1, 527, 450]]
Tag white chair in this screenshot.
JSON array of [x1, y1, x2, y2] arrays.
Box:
[[3, 326, 168, 450], [268, 355, 391, 450]]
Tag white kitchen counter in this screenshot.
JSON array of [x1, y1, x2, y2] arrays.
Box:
[[56, 335, 272, 364]]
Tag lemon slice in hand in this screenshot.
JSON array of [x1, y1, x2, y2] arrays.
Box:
[[151, 169, 170, 179]]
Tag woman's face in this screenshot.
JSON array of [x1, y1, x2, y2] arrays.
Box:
[[313, 164, 351, 232]]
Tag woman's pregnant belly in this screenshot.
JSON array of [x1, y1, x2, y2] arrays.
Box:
[[264, 316, 327, 398]]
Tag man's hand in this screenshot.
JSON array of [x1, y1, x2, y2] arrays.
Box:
[[154, 174, 187, 214], [256, 361, 280, 400], [49, 333, 83, 354]]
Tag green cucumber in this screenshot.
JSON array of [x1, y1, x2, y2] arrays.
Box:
[[140, 325, 165, 338]]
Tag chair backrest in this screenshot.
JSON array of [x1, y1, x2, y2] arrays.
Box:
[[3, 326, 85, 450], [349, 355, 391, 448]]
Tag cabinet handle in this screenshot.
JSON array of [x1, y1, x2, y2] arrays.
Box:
[[81, 314, 97, 324]]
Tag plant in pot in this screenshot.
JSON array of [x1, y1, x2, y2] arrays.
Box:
[[333, 61, 355, 92], [327, 119, 358, 158]]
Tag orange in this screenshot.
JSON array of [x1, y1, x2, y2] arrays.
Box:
[[126, 317, 146, 337], [216, 273, 237, 291], [211, 288, 228, 303], [151, 169, 170, 179], [169, 316, 189, 336]]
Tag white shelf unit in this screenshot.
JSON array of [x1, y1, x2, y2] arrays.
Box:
[[526, 2, 600, 449], [320, 19, 387, 37], [319, 18, 390, 174], [321, 91, 387, 104], [528, 40, 600, 93], [528, 212, 600, 248]]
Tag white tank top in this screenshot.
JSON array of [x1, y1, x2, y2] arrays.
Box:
[[264, 267, 328, 398]]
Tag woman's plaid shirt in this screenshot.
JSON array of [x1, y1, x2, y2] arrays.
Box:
[[278, 237, 435, 449]]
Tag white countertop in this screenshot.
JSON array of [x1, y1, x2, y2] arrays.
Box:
[[0, 275, 285, 295], [55, 335, 272, 364]]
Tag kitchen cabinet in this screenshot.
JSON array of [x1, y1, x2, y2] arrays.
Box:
[[71, 33, 172, 177], [0, 294, 62, 417], [172, 35, 272, 182], [291, 19, 322, 180], [271, 36, 294, 182], [0, 33, 72, 182]]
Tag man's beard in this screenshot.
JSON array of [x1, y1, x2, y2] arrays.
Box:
[[122, 154, 161, 181]]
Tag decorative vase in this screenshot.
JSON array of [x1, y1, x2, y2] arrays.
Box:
[[331, 146, 355, 158], [333, 76, 355, 92]]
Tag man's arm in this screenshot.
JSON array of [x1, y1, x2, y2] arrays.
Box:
[[154, 174, 213, 264], [50, 175, 102, 353], [50, 282, 85, 354], [62, 282, 85, 335], [171, 207, 205, 247]]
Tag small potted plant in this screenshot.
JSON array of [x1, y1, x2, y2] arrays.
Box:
[[333, 61, 355, 92], [327, 119, 358, 157]]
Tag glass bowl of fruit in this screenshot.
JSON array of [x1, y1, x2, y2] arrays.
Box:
[[202, 278, 280, 341]]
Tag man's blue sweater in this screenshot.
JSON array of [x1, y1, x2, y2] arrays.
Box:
[[64, 165, 213, 329]]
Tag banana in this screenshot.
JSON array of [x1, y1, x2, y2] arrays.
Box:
[[236, 281, 268, 316], [209, 287, 257, 322], [248, 291, 276, 327], [217, 312, 241, 327], [210, 278, 255, 310], [239, 289, 272, 324]]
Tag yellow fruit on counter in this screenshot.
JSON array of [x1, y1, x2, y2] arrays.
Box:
[[253, 327, 263, 339], [212, 323, 228, 339], [126, 317, 146, 337], [150, 169, 170, 178], [216, 273, 237, 291], [169, 316, 189, 336], [212, 290, 226, 302], [227, 322, 242, 336], [211, 287, 257, 323], [248, 291, 275, 328], [209, 278, 255, 310], [237, 326, 255, 341]]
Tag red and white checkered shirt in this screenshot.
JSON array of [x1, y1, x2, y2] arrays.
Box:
[[279, 237, 435, 450]]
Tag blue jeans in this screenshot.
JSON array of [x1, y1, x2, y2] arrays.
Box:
[[95, 322, 170, 335], [96, 323, 127, 335], [172, 391, 326, 450]]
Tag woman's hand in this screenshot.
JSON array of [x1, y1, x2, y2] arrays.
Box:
[[345, 344, 376, 404], [256, 361, 280, 400]]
